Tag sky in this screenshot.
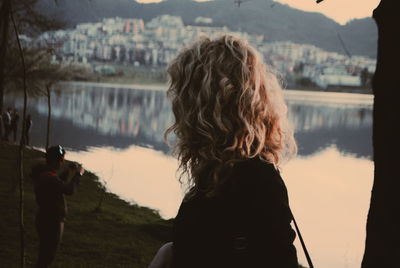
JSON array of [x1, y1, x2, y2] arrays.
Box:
[[135, 0, 381, 25]]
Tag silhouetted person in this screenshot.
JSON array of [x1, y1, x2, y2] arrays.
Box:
[[2, 107, 12, 141], [151, 35, 301, 268], [11, 109, 20, 143], [24, 114, 32, 146], [31, 145, 85, 268]]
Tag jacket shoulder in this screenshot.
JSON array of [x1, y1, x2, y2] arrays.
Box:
[[232, 157, 281, 188]]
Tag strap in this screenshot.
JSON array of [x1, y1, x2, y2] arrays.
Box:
[[230, 161, 314, 267], [291, 211, 314, 268], [276, 166, 315, 268]]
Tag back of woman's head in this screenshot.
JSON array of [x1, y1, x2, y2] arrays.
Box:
[[165, 35, 296, 197]]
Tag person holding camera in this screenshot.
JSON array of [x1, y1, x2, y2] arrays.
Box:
[[31, 145, 85, 268]]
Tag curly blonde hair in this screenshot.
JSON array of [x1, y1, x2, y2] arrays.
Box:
[[165, 35, 296, 198]]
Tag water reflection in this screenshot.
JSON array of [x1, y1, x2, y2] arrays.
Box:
[[66, 145, 373, 268], [67, 146, 182, 218], [288, 101, 372, 158], [6, 83, 372, 158], [4, 83, 374, 268], [284, 147, 373, 268]]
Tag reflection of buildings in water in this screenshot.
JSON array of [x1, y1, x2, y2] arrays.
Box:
[[287, 100, 372, 158], [47, 86, 372, 139], [287, 101, 372, 132], [29, 85, 174, 145], [6, 86, 372, 158]]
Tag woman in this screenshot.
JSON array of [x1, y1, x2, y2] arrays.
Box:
[[161, 35, 298, 268]]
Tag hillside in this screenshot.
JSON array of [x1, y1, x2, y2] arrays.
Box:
[[0, 143, 172, 267], [37, 0, 377, 58]]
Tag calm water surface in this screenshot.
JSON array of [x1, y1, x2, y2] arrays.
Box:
[[6, 82, 374, 268]]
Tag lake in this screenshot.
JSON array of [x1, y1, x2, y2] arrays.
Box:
[[5, 82, 374, 268]]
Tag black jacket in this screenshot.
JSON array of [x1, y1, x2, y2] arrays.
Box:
[[172, 157, 298, 268], [31, 164, 80, 222]]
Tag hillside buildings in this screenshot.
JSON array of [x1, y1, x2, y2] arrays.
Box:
[[35, 15, 376, 89]]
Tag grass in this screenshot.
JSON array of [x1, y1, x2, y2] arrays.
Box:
[[93, 76, 166, 86], [72, 63, 168, 86], [0, 142, 172, 268]]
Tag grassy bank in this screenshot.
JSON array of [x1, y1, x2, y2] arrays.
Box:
[[0, 143, 172, 268], [90, 74, 166, 86], [73, 64, 168, 86]]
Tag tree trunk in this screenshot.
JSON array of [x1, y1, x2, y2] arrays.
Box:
[[0, 0, 12, 113], [46, 85, 51, 150], [11, 9, 27, 268], [362, 1, 400, 267]]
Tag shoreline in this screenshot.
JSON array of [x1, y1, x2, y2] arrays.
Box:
[[61, 80, 168, 91], [65, 80, 373, 95], [64, 80, 374, 106], [0, 143, 172, 267]]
